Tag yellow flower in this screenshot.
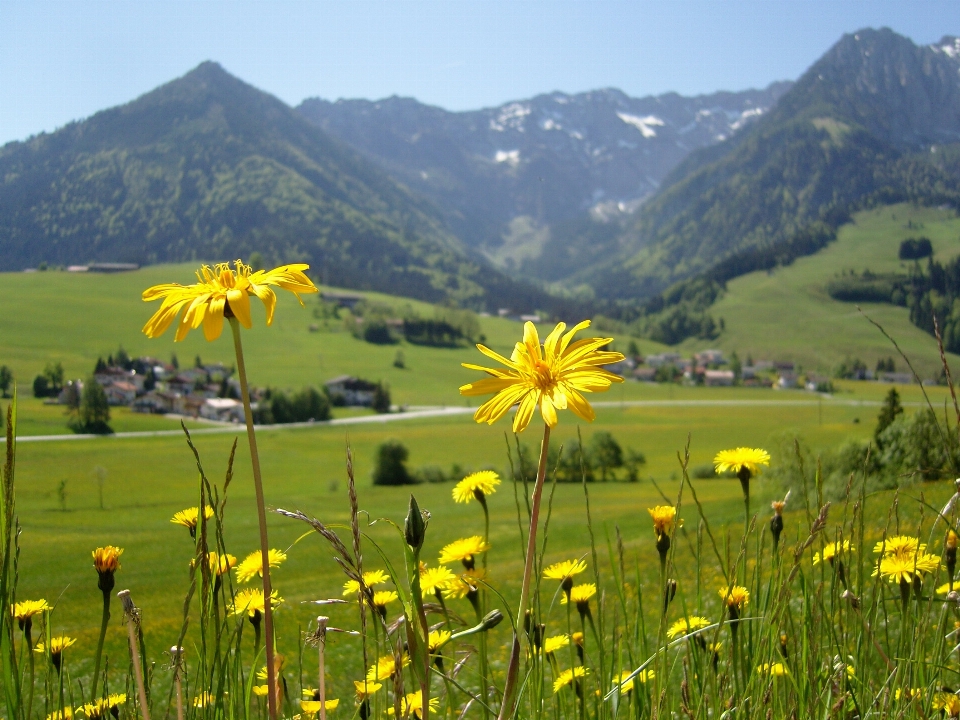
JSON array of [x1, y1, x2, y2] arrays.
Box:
[[343, 569, 390, 596], [252, 685, 269, 697], [648, 506, 676, 537], [444, 570, 487, 600], [439, 536, 490, 565], [193, 692, 216, 708], [613, 669, 653, 694], [419, 565, 456, 595], [387, 692, 440, 719], [936, 581, 960, 594], [235, 548, 287, 583], [453, 471, 501, 503], [553, 666, 590, 694], [142, 260, 318, 342], [35, 636, 76, 654], [372, 590, 398, 609], [367, 654, 409, 682], [78, 693, 126, 719], [460, 320, 624, 433], [813, 541, 852, 565], [874, 551, 941, 583], [713, 447, 770, 476], [543, 635, 570, 654], [543, 559, 587, 583], [667, 616, 712, 639], [92, 546, 123, 574], [171, 506, 215, 533], [895, 687, 922, 700], [300, 690, 340, 714], [230, 588, 282, 617], [934, 692, 960, 716], [718, 586, 750, 610], [428, 630, 451, 653], [193, 552, 237, 577], [572, 631, 584, 647], [354, 680, 382, 701], [756, 662, 788, 676], [12, 599, 51, 621], [46, 710, 72, 720], [873, 535, 925, 556], [560, 583, 597, 610]]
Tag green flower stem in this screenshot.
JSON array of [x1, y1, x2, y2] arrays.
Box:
[[229, 316, 279, 720], [478, 493, 491, 720], [498, 423, 551, 720], [91, 589, 110, 701], [24, 624, 35, 720]]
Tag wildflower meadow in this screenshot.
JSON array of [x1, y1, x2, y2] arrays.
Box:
[[4, 259, 960, 720]]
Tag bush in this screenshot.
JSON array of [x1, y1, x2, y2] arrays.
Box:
[[899, 237, 932, 260], [269, 386, 331, 424], [372, 440, 416, 486], [73, 376, 111, 434], [32, 375, 49, 398], [363, 320, 397, 345], [372, 383, 391, 414]]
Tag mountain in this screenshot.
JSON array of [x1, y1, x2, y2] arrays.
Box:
[[592, 29, 960, 299], [0, 62, 550, 310], [297, 83, 791, 277]]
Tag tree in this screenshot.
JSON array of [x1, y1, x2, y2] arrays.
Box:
[[627, 340, 640, 361], [393, 350, 405, 369], [171, 353, 179, 370], [249, 251, 264, 272], [32, 375, 50, 398], [61, 381, 82, 414], [0, 365, 12, 398], [115, 346, 131, 370], [590, 432, 624, 481], [372, 440, 416, 486], [875, 387, 903, 444], [372, 383, 391, 414], [77, 376, 111, 434], [730, 352, 742, 383], [43, 362, 64, 394]]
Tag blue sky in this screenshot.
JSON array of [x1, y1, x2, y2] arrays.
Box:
[[0, 1, 955, 145]]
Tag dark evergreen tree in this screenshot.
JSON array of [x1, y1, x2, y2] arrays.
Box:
[[372, 440, 415, 486], [875, 387, 904, 444], [0, 365, 12, 398], [78, 377, 111, 434]]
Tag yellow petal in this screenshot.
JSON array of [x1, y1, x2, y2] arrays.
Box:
[[523, 322, 542, 362], [227, 288, 253, 328], [543, 322, 566, 360], [476, 344, 520, 371], [558, 320, 591, 355], [249, 283, 278, 325], [540, 394, 558, 427], [512, 391, 539, 433], [460, 377, 520, 397], [202, 296, 226, 341]]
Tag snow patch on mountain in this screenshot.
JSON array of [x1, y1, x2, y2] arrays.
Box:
[[490, 103, 531, 132], [616, 112, 665, 138], [730, 108, 764, 131]]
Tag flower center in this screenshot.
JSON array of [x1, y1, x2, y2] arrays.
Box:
[[532, 359, 556, 390]]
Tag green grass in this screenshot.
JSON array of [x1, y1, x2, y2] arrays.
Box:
[[681, 203, 960, 377]]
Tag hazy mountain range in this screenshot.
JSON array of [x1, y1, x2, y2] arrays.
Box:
[[1, 27, 958, 314]]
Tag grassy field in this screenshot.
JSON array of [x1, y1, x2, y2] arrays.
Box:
[[685, 203, 960, 377]]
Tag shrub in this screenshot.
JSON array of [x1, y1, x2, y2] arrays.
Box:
[[372, 440, 416, 486], [372, 383, 391, 414], [73, 376, 111, 434]]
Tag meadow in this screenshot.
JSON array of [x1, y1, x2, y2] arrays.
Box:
[[3, 235, 960, 718]]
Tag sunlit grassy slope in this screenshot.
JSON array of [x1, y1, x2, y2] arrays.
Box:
[[682, 203, 960, 376]]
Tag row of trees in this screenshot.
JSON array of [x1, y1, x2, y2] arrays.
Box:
[[371, 430, 645, 486], [347, 300, 485, 348]]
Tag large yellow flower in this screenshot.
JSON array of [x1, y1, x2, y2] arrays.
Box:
[[354, 680, 382, 701], [543, 635, 570, 654], [718, 585, 750, 610], [35, 636, 76, 655], [301, 690, 340, 714], [444, 569, 487, 600], [419, 565, 457, 595], [428, 629, 452, 653], [235, 549, 287, 584], [560, 583, 597, 608], [873, 551, 941, 584], [12, 599, 51, 621], [873, 535, 925, 556], [813, 541, 853, 565], [142, 260, 317, 342], [387, 692, 440, 719], [648, 506, 677, 538], [543, 559, 587, 583], [439, 536, 490, 565], [171, 506, 215, 534], [92, 546, 123, 574], [934, 693, 960, 715], [553, 666, 589, 694], [459, 320, 624, 433], [667, 616, 712, 640], [367, 654, 409, 682], [230, 588, 282, 617], [452, 471, 501, 503], [713, 448, 770, 476], [343, 569, 390, 596], [613, 669, 653, 693], [192, 552, 237, 577]]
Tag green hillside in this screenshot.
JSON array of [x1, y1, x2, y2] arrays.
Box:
[[0, 262, 670, 414], [582, 29, 960, 299], [0, 62, 551, 311], [678, 203, 960, 376]]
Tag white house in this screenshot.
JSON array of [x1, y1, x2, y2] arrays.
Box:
[[200, 398, 243, 422]]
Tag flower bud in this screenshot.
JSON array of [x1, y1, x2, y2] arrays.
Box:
[[404, 495, 428, 551], [481, 609, 504, 631]]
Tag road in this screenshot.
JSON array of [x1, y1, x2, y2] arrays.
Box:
[[0, 396, 908, 444]]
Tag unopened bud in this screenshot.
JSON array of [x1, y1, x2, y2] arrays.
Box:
[[481, 609, 503, 631], [404, 495, 428, 550], [663, 579, 677, 612]]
